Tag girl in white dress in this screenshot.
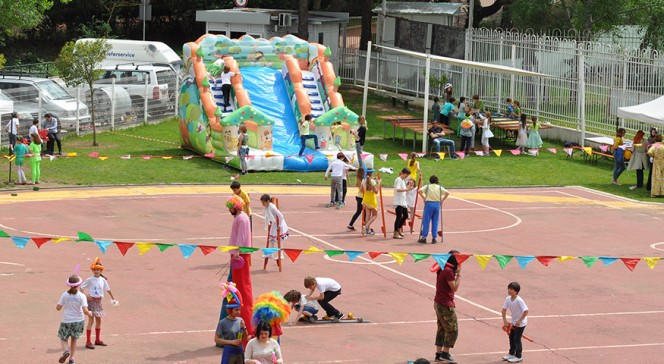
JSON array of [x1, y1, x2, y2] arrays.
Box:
[[515, 113, 529, 154], [481, 112, 494, 156], [261, 194, 289, 259]]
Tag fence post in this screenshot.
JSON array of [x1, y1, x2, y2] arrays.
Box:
[[462, 28, 471, 101], [422, 56, 431, 153], [111, 77, 116, 131], [578, 44, 586, 147], [76, 88, 81, 137], [620, 53, 628, 129], [376, 51, 380, 90], [143, 77, 149, 125], [510, 43, 516, 100], [498, 36, 503, 108], [416, 59, 420, 98], [361, 41, 372, 118], [536, 40, 542, 118], [395, 55, 399, 94]]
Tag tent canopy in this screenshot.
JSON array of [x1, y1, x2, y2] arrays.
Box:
[[617, 96, 664, 127]]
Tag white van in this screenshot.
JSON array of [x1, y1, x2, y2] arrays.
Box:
[[76, 38, 184, 74]]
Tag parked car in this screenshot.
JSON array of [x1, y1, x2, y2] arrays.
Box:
[[0, 90, 36, 125], [59, 81, 133, 126], [97, 64, 177, 117], [0, 75, 90, 131]]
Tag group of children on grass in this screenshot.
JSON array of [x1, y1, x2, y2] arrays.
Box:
[[611, 127, 664, 198]]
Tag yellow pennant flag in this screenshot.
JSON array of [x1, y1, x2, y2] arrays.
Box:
[[66, 152, 78, 157], [265, 152, 275, 158], [437, 152, 446, 160], [558, 256, 575, 262], [135, 242, 156, 256], [52, 237, 71, 244], [388, 252, 408, 265], [474, 254, 493, 269], [8, 155, 16, 162], [642, 257, 660, 269], [218, 245, 238, 252], [583, 147, 592, 155], [326, 154, 333, 159], [161, 156, 173, 160], [98, 156, 109, 161], [493, 149, 503, 157], [304, 246, 324, 254]]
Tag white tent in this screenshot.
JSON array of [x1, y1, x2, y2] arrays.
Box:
[[617, 96, 664, 127]]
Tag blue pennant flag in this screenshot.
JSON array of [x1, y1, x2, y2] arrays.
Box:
[[11, 236, 30, 249], [262, 248, 280, 256], [599, 256, 618, 267], [515, 256, 535, 269], [178, 244, 196, 259], [432, 254, 451, 268], [345, 251, 364, 261], [94, 240, 113, 254]]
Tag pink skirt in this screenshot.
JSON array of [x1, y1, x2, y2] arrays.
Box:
[[87, 297, 106, 317]]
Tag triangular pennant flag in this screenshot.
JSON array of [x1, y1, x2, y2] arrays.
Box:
[[563, 148, 573, 156], [558, 256, 575, 262], [66, 152, 77, 157], [219, 246, 238, 252], [177, 244, 196, 259], [225, 156, 234, 163], [361, 153, 369, 160], [32, 237, 51, 249], [620, 258, 640, 271], [304, 246, 323, 254], [510, 149, 521, 156], [474, 254, 493, 269], [493, 149, 503, 157], [580, 256, 599, 268], [198, 245, 217, 256], [121, 155, 131, 159], [283, 249, 303, 262], [0, 230, 10, 238], [11, 236, 30, 249], [388, 252, 408, 265], [324, 250, 345, 257], [583, 147, 592, 155], [265, 152, 275, 158], [410, 253, 430, 262], [515, 255, 535, 269], [599, 145, 609, 152], [183, 155, 194, 160], [161, 156, 173, 160], [436, 152, 446, 160], [528, 149, 539, 156], [88, 152, 99, 158], [455, 151, 465, 160], [52, 237, 70, 243], [305, 155, 315, 164], [94, 240, 113, 253], [204, 153, 215, 158], [245, 155, 255, 159], [238, 247, 259, 253], [599, 256, 618, 267], [642, 257, 660, 269], [368, 252, 385, 259], [416, 153, 426, 158], [156, 243, 174, 252], [76, 231, 94, 242], [455, 254, 472, 265], [547, 148, 557, 154], [8, 154, 16, 161], [536, 256, 556, 266], [432, 253, 451, 268], [345, 251, 364, 261], [494, 255, 513, 269], [262, 248, 281, 256], [379, 154, 388, 161], [115, 242, 135, 256], [325, 154, 333, 159], [135, 242, 156, 256], [474, 151, 484, 156], [98, 156, 108, 161], [397, 153, 407, 161], [48, 155, 56, 161]]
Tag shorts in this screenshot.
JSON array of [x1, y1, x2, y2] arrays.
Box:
[[88, 297, 106, 317], [15, 157, 24, 166], [58, 321, 84, 340]]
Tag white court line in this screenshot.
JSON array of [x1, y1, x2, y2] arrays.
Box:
[[0, 261, 25, 266], [458, 342, 664, 358], [554, 189, 622, 210]]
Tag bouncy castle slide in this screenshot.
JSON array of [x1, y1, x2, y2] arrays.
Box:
[[179, 34, 373, 172]]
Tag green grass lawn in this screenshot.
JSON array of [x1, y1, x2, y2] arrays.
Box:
[[0, 87, 657, 202]]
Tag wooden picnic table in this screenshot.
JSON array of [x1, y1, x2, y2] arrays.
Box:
[[491, 121, 553, 146], [378, 115, 453, 150]]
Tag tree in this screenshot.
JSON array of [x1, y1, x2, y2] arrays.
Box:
[[298, 0, 309, 40], [55, 39, 111, 146]]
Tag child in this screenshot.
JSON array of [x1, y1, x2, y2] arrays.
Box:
[[304, 276, 343, 322], [215, 292, 248, 364], [526, 115, 543, 154], [237, 124, 249, 175], [334, 155, 351, 206], [324, 152, 356, 208], [501, 282, 529, 363], [393, 168, 413, 239], [56, 275, 93, 364], [361, 169, 380, 236], [431, 96, 441, 124], [513, 101, 522, 120], [417, 175, 450, 244], [13, 136, 29, 185], [440, 97, 458, 126], [406, 153, 421, 222], [230, 181, 252, 229], [298, 114, 319, 156], [459, 116, 474, 154], [29, 133, 42, 184], [220, 66, 236, 112], [346, 168, 365, 230], [612, 128, 627, 185], [81, 258, 117, 349], [505, 98, 515, 119], [353, 116, 367, 169], [330, 121, 344, 150], [260, 194, 289, 259], [5, 111, 19, 153], [515, 113, 529, 154], [283, 289, 320, 325], [481, 112, 493, 156]]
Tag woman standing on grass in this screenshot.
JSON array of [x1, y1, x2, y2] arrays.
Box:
[[646, 128, 659, 191], [612, 128, 627, 185], [627, 130, 648, 190], [647, 134, 664, 197]]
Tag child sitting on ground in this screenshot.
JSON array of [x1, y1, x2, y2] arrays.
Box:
[[283, 289, 320, 325]]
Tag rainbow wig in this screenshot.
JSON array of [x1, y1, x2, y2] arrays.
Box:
[[251, 291, 291, 327], [226, 195, 245, 210]]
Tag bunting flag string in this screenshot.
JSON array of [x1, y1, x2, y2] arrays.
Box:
[[0, 230, 660, 271]]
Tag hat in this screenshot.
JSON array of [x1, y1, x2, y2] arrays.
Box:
[[444, 83, 453, 90], [226, 195, 245, 210], [66, 275, 83, 287], [221, 281, 243, 309], [90, 257, 104, 271]]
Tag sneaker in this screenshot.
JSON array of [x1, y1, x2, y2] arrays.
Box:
[[434, 352, 444, 362], [310, 314, 318, 323], [339, 202, 345, 207], [85, 343, 95, 349], [417, 236, 427, 244], [393, 232, 403, 239], [367, 230, 375, 236], [507, 356, 523, 363], [59, 350, 70, 363], [332, 312, 344, 322], [347, 225, 355, 231], [439, 352, 457, 363], [629, 185, 638, 190], [431, 238, 437, 244], [503, 354, 516, 361], [335, 204, 341, 209], [69, 360, 75, 364]]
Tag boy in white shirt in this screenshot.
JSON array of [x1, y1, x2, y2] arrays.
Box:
[[501, 282, 529, 363], [304, 276, 344, 322], [393, 168, 414, 239], [324, 152, 356, 208]]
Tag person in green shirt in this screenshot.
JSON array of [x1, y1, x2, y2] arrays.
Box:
[[298, 114, 320, 156], [28, 134, 42, 184]]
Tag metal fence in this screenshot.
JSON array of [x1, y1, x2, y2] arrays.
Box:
[[338, 28, 664, 137]]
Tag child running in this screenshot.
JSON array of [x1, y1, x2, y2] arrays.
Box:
[[501, 282, 529, 363], [56, 275, 93, 364], [13, 136, 29, 185], [260, 194, 289, 259], [29, 133, 42, 184], [361, 168, 380, 236], [347, 168, 365, 230], [304, 276, 344, 322], [515, 113, 529, 154], [81, 258, 117, 349], [284, 289, 320, 325]]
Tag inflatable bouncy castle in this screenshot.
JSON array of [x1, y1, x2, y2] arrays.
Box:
[[179, 34, 374, 172]]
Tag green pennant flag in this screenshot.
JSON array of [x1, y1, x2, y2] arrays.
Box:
[[0, 230, 10, 238], [410, 253, 430, 262], [239, 247, 259, 253], [76, 231, 94, 242], [494, 255, 514, 269], [324, 250, 345, 257], [157, 243, 174, 252], [581, 256, 599, 268]]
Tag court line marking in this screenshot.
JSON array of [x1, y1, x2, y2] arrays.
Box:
[[458, 342, 664, 357], [0, 261, 25, 266]]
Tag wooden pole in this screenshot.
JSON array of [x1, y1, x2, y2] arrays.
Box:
[[378, 172, 386, 238], [409, 175, 422, 233]]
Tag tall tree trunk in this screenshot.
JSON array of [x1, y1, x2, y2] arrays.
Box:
[[359, 0, 372, 50], [298, 0, 309, 41]]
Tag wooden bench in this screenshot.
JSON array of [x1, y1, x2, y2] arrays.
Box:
[[373, 90, 415, 109], [381, 116, 454, 150], [591, 151, 614, 165]]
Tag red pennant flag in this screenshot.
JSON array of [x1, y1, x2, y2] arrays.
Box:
[[620, 258, 640, 271], [32, 237, 51, 249], [88, 152, 99, 158], [454, 253, 472, 265], [114, 242, 135, 256], [204, 153, 215, 158], [305, 155, 315, 164], [536, 256, 556, 266], [368, 251, 386, 259], [198, 245, 217, 256], [283, 249, 303, 262]]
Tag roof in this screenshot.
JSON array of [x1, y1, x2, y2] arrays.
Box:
[[197, 8, 349, 24], [372, 2, 462, 16]]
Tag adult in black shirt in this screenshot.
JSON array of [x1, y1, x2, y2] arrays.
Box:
[[429, 122, 458, 160], [354, 116, 367, 169]]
